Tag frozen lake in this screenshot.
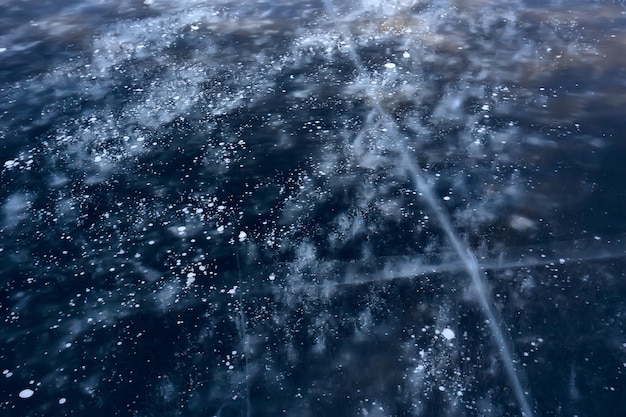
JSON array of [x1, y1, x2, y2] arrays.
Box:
[[1, 0, 626, 416]]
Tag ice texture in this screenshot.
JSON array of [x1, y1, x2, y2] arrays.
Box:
[[1, 0, 626, 416]]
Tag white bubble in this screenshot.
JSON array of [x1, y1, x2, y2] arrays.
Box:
[[441, 328, 455, 340], [19, 389, 35, 399]]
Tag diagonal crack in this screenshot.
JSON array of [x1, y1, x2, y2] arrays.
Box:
[[320, 1, 536, 416]]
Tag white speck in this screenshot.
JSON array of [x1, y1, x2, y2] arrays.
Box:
[[64, 342, 72, 348], [238, 231, 247, 242], [402, 51, 410, 58], [268, 273, 276, 281], [438, 386, 446, 392], [384, 62, 396, 69], [190, 25, 200, 31], [93, 156, 102, 163], [0, 48, 7, 53], [481, 104, 490, 111], [59, 398, 67, 404], [559, 258, 566, 264], [443, 196, 451, 201], [441, 328, 455, 340], [19, 389, 35, 399], [217, 225, 225, 233], [227, 286, 238, 295], [148, 240, 155, 245]]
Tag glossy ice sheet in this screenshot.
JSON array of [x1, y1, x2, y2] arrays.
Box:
[[1, 0, 626, 416]]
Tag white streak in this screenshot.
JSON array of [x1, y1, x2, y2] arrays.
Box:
[[321, 1, 535, 416]]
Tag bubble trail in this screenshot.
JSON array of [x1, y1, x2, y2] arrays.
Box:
[[321, 1, 536, 416]]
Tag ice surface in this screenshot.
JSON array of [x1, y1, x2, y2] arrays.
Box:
[[1, 0, 626, 416]]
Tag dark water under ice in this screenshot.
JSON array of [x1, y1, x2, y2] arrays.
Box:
[[1, 0, 626, 416]]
